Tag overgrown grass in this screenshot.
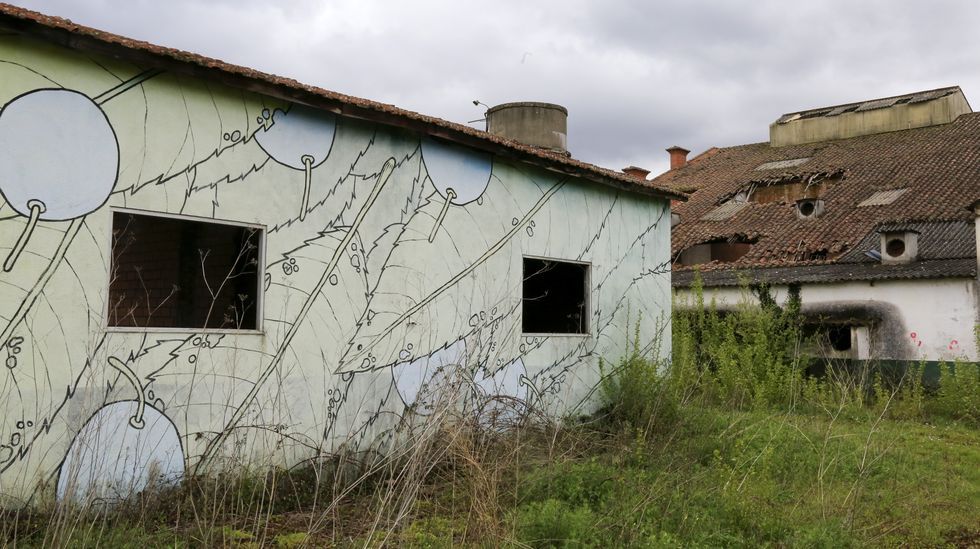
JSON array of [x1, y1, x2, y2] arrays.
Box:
[[507, 407, 979, 548], [3, 281, 979, 547]]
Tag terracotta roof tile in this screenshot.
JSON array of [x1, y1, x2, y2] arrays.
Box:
[[654, 112, 980, 281]]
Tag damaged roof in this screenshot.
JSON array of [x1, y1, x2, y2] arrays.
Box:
[[773, 87, 963, 124], [655, 107, 980, 286], [0, 3, 686, 202]]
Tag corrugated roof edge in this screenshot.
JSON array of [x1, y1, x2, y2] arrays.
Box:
[[0, 3, 687, 202], [774, 86, 965, 124]]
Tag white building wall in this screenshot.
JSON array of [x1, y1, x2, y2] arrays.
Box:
[[0, 36, 672, 503], [675, 278, 979, 362]]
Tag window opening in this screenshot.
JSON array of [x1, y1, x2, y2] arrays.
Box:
[[827, 326, 852, 352], [522, 257, 589, 334], [798, 200, 815, 216], [885, 238, 906, 258], [108, 211, 262, 330]]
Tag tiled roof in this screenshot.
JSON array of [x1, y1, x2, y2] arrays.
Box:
[[0, 3, 686, 202], [655, 109, 980, 285], [837, 221, 975, 263]]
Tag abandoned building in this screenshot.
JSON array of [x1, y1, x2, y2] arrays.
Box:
[[655, 87, 979, 362], [0, 5, 684, 504]]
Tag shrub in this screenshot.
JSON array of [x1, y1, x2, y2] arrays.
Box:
[[928, 360, 980, 426], [671, 275, 808, 411], [599, 318, 679, 434]]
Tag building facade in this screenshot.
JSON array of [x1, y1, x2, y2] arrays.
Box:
[[658, 88, 979, 363], [0, 6, 680, 504]]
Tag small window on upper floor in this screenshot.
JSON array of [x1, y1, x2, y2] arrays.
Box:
[[522, 257, 589, 335], [108, 210, 263, 330]]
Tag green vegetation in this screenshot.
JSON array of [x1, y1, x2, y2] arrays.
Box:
[[3, 281, 978, 547]]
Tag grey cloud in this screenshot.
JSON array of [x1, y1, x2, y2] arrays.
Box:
[[13, 0, 980, 177]]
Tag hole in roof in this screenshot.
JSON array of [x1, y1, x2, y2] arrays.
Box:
[[678, 237, 756, 266], [700, 201, 749, 221], [755, 158, 810, 171]]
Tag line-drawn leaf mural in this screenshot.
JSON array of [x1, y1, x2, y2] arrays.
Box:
[[0, 31, 675, 502], [339, 167, 566, 374]]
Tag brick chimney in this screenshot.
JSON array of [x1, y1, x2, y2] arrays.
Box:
[[667, 146, 690, 170], [622, 165, 651, 180]]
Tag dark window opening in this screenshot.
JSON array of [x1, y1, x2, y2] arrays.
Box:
[[522, 257, 589, 334], [885, 238, 905, 258], [827, 326, 852, 352], [109, 211, 262, 330], [798, 200, 816, 216]]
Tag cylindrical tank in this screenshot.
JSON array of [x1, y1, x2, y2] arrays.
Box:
[[486, 102, 568, 154]]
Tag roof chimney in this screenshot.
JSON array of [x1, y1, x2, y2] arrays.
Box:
[[667, 146, 690, 170], [486, 102, 568, 155], [622, 165, 651, 180]]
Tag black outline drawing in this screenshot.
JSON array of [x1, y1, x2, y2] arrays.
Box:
[[0, 45, 675, 504], [0, 69, 162, 271]]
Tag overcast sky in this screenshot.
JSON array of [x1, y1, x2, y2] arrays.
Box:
[[16, 0, 980, 175]]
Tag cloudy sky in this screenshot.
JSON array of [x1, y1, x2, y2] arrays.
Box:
[[16, 0, 980, 175]]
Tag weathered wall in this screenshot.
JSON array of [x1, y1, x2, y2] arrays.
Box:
[[0, 36, 672, 504], [770, 91, 972, 147], [675, 278, 979, 361]]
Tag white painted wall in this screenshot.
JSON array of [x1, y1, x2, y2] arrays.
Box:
[[675, 278, 979, 362], [0, 36, 672, 504]]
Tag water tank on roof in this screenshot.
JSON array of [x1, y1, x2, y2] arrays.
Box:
[[486, 102, 568, 154]]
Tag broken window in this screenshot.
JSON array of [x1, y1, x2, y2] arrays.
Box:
[[108, 211, 263, 330], [522, 257, 589, 334], [803, 323, 870, 360]]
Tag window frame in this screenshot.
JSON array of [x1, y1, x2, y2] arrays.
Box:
[[103, 207, 266, 335], [520, 254, 592, 338]]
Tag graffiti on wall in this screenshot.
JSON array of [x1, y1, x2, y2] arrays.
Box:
[[0, 37, 671, 504]]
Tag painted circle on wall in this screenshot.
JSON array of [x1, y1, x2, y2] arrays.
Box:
[[255, 105, 337, 170], [391, 339, 467, 416], [0, 89, 119, 220], [56, 401, 184, 503], [421, 137, 492, 205]]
